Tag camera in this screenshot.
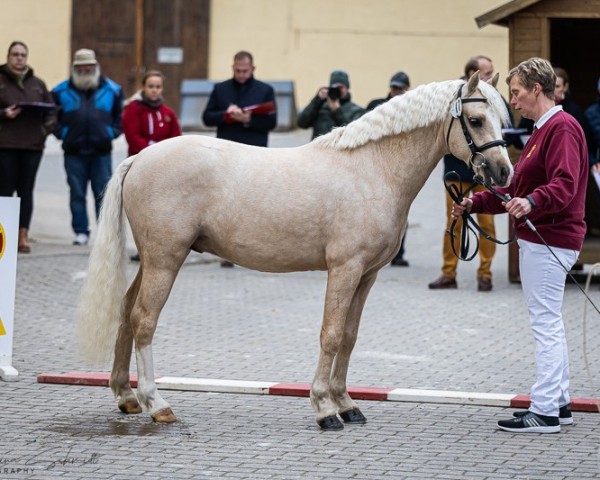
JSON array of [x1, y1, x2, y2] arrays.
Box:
[[327, 86, 341, 101]]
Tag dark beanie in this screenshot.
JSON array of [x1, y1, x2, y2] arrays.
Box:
[[329, 70, 350, 88]]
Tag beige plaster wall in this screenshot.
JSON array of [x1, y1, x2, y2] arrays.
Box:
[[0, 0, 510, 107], [0, 0, 71, 90], [207, 0, 510, 107]]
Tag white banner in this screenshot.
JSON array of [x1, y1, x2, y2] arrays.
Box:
[[0, 197, 20, 380]]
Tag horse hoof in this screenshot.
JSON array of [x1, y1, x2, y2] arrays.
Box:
[[317, 415, 344, 431], [152, 407, 177, 423], [340, 408, 367, 424], [118, 399, 142, 415]]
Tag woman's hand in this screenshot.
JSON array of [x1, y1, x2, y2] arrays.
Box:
[[451, 198, 473, 219], [503, 197, 532, 219]]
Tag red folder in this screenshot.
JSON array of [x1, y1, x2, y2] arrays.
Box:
[[224, 100, 276, 124]]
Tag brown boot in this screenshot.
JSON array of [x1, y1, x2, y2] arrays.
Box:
[[18, 228, 31, 253], [428, 275, 457, 289]]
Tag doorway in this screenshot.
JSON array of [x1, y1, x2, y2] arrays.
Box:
[[550, 18, 600, 109], [71, 0, 210, 114]]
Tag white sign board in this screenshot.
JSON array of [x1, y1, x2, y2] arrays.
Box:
[[0, 197, 20, 380], [157, 47, 183, 64]]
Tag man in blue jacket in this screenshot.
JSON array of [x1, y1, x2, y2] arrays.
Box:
[[203, 51, 277, 148], [52, 48, 123, 246]]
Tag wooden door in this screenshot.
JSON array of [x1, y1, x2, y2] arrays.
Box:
[[71, 0, 210, 114], [71, 0, 139, 98]]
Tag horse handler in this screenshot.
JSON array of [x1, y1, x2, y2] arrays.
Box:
[[452, 57, 588, 433]]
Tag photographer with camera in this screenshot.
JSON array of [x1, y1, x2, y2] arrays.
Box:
[[297, 70, 364, 139]]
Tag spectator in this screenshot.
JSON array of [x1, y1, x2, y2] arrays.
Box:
[[585, 75, 600, 169], [429, 55, 511, 292], [203, 50, 277, 267], [297, 69, 364, 139], [123, 70, 181, 156], [123, 70, 182, 262], [367, 71, 411, 267], [52, 48, 123, 246], [202, 50, 276, 148], [0, 41, 56, 253], [453, 57, 588, 433]]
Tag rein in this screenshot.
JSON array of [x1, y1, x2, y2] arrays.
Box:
[[444, 172, 515, 261]]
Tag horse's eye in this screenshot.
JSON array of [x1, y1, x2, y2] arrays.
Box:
[[469, 117, 483, 127]]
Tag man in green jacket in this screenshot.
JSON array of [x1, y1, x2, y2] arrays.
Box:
[[297, 70, 364, 139]]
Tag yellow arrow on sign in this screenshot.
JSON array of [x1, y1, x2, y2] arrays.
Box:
[[0, 318, 6, 336]]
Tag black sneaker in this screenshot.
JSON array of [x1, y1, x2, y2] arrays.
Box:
[[498, 411, 560, 433], [513, 404, 573, 425]]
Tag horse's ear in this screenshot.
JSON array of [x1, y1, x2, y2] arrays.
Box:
[[466, 71, 480, 95], [488, 72, 500, 88]]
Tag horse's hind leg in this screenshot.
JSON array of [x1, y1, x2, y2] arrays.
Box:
[[132, 259, 186, 423], [110, 269, 143, 415], [330, 271, 378, 425], [311, 264, 363, 430]]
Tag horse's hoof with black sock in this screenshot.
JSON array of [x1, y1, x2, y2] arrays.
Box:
[[318, 415, 344, 431], [340, 408, 367, 424]]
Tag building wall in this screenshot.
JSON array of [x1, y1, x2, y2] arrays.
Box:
[[207, 0, 510, 106], [0, 0, 71, 89], [0, 0, 509, 107]]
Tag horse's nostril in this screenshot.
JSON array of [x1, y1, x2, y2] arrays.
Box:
[[500, 166, 509, 185]]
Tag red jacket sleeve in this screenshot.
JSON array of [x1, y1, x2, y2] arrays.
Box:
[[122, 102, 148, 155]]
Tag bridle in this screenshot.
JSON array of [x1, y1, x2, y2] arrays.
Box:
[[445, 83, 507, 177], [444, 83, 512, 261]]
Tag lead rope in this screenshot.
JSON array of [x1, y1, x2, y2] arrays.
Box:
[[458, 175, 600, 416], [473, 176, 600, 317], [444, 171, 514, 261], [581, 264, 600, 417]]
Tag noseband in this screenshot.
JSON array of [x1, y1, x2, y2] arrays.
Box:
[[446, 83, 506, 174]]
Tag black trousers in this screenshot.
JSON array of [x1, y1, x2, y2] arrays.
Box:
[[0, 148, 43, 229]]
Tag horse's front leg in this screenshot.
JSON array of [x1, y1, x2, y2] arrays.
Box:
[[110, 269, 143, 415], [330, 271, 378, 425], [312, 264, 363, 430]]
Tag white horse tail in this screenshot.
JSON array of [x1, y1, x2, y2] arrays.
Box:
[[76, 156, 136, 366]]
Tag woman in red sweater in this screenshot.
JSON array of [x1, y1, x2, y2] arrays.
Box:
[[453, 57, 588, 434], [123, 71, 181, 260], [122, 70, 181, 156]]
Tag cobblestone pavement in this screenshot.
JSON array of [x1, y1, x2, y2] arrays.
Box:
[[1, 132, 599, 479]]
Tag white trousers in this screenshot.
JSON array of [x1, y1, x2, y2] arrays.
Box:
[[518, 239, 578, 417]]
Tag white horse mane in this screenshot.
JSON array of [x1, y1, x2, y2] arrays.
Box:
[[314, 79, 509, 150]]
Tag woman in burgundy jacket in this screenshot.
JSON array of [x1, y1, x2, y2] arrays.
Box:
[[453, 58, 588, 434]]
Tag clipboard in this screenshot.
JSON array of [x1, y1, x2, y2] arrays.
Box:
[[16, 102, 56, 112], [224, 101, 276, 124]]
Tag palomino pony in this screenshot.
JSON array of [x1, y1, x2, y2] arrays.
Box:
[[77, 72, 513, 430]]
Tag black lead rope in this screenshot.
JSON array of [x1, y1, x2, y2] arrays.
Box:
[[444, 172, 600, 314], [473, 176, 600, 316], [444, 171, 515, 261]]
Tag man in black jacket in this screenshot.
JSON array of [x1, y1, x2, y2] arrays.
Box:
[[203, 51, 276, 147], [203, 51, 277, 267], [428, 55, 510, 292]]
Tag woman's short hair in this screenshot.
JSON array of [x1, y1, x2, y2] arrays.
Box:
[[506, 57, 556, 99]]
